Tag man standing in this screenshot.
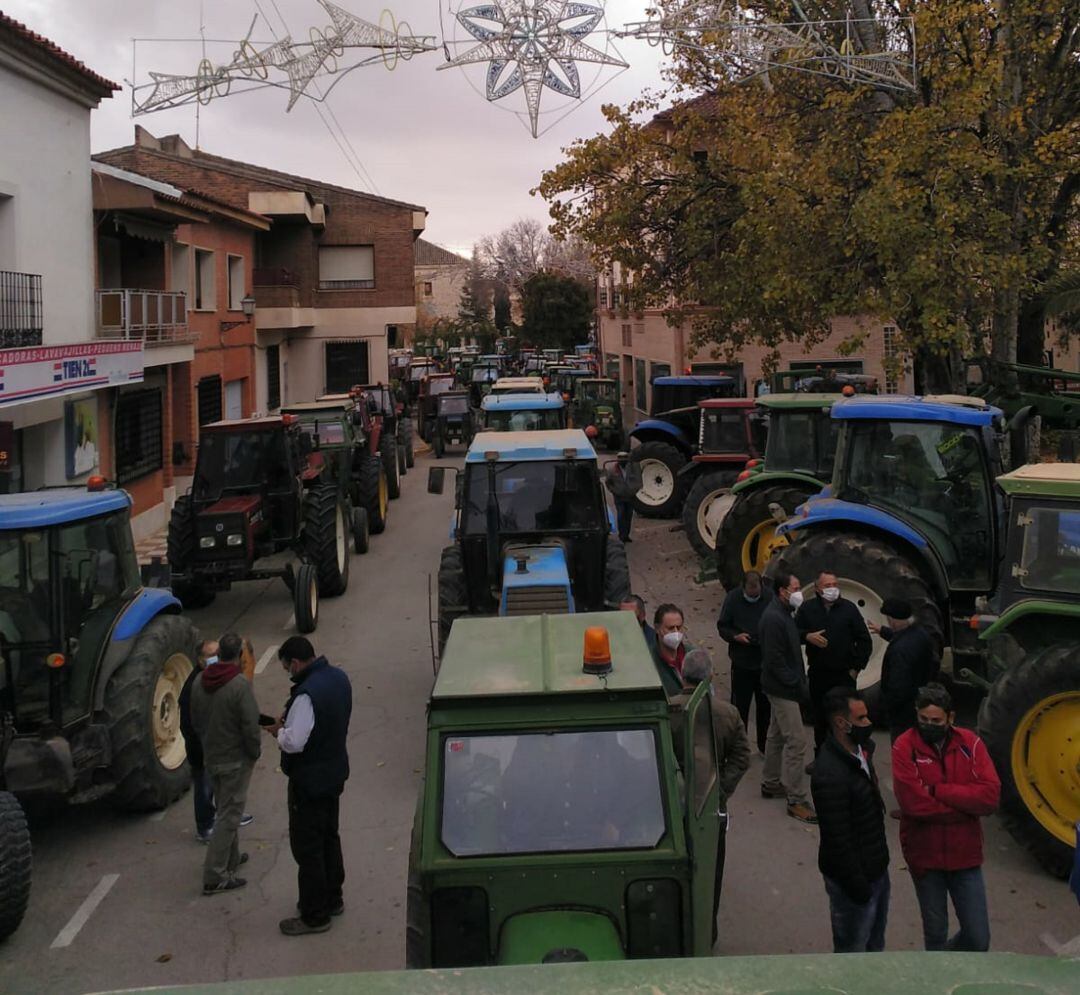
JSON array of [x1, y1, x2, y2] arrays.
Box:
[[190, 633, 261, 894], [871, 598, 938, 741], [652, 603, 690, 696], [796, 570, 873, 750], [811, 688, 890, 953], [180, 639, 218, 844], [268, 636, 353, 936], [893, 684, 1000, 952], [759, 571, 816, 823], [716, 570, 772, 755], [603, 452, 643, 543], [620, 594, 657, 656]]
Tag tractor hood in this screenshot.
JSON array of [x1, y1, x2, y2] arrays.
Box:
[[499, 545, 574, 615], [201, 495, 262, 517], [498, 910, 624, 965]]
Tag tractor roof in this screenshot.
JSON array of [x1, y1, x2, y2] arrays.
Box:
[[201, 416, 288, 432], [996, 462, 1080, 498], [831, 394, 1001, 426], [283, 399, 353, 414], [580, 378, 616, 384], [698, 398, 757, 410], [756, 393, 838, 410], [0, 488, 131, 529], [433, 612, 663, 700], [653, 375, 734, 388], [465, 429, 596, 463], [493, 377, 545, 390], [482, 393, 565, 411]]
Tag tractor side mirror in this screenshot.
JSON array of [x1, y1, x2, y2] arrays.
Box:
[[428, 467, 446, 494], [299, 432, 313, 456]]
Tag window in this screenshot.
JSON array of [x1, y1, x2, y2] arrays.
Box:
[[634, 358, 647, 411], [227, 255, 245, 310], [423, 281, 433, 296], [463, 461, 605, 534], [598, 284, 609, 308], [197, 375, 222, 426], [386, 324, 399, 348], [650, 361, 671, 383], [194, 249, 215, 310], [621, 323, 632, 347], [266, 345, 281, 411], [318, 245, 374, 290], [605, 354, 619, 381], [324, 341, 369, 394], [171, 243, 190, 296], [883, 326, 900, 393], [115, 390, 163, 483], [1019, 507, 1080, 595]]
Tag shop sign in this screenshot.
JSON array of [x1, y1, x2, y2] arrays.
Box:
[[0, 342, 144, 406]]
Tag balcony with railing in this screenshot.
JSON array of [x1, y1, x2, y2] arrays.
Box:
[[96, 289, 195, 344], [253, 266, 301, 309], [0, 271, 44, 347]]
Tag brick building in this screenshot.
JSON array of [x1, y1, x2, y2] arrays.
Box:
[[415, 238, 468, 340], [96, 128, 426, 408]]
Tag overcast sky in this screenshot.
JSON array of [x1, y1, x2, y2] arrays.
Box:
[[7, 0, 668, 254]]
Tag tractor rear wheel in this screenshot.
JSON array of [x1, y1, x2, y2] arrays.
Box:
[[716, 483, 817, 592], [979, 642, 1080, 878], [303, 484, 350, 597], [603, 537, 632, 607], [294, 563, 319, 634], [382, 436, 402, 499], [437, 545, 468, 655], [357, 456, 388, 535], [352, 506, 370, 555], [0, 790, 31, 941], [166, 497, 215, 609], [103, 614, 198, 811], [630, 441, 689, 518], [683, 469, 739, 561], [775, 531, 944, 697], [401, 418, 415, 468]]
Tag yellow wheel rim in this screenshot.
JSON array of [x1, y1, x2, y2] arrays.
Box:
[[379, 471, 389, 517], [741, 519, 789, 574], [153, 652, 193, 770], [1010, 691, 1080, 846]]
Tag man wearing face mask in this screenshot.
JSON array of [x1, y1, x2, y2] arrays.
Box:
[[796, 570, 873, 751], [758, 572, 816, 823], [893, 684, 1000, 952], [716, 570, 772, 754], [652, 603, 690, 696], [810, 688, 890, 952]]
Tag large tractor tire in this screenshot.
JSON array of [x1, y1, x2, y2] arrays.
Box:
[[293, 562, 319, 634], [357, 456, 389, 535], [683, 469, 739, 561], [437, 545, 469, 656], [775, 530, 944, 697], [716, 483, 817, 592], [630, 441, 690, 518], [603, 537, 632, 607], [165, 497, 215, 610], [978, 642, 1080, 878], [397, 438, 407, 477], [103, 614, 198, 812], [382, 436, 402, 499], [0, 791, 31, 942], [303, 484, 350, 597], [400, 418, 415, 468], [352, 506, 370, 555]]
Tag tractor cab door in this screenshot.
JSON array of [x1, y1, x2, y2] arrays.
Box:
[[681, 681, 721, 956]]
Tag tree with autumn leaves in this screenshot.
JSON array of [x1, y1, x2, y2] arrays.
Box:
[[536, 1, 1078, 390]]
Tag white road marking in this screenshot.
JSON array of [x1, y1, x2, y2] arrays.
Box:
[[255, 646, 276, 674], [50, 874, 119, 949], [1042, 931, 1080, 957], [282, 613, 295, 631]]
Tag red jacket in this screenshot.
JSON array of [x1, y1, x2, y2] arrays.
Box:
[[892, 725, 1000, 876]]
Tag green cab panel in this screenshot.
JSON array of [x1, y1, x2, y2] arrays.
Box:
[[498, 910, 624, 964], [730, 469, 825, 497], [978, 599, 1080, 640]]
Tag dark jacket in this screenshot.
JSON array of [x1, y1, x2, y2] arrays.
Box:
[[811, 736, 890, 903], [281, 657, 352, 797], [604, 461, 642, 503], [190, 667, 261, 773], [795, 596, 872, 676], [893, 725, 1000, 876], [880, 624, 938, 731], [758, 598, 808, 702], [179, 668, 203, 769], [716, 587, 772, 672]]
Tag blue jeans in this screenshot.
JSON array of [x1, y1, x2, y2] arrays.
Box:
[[615, 501, 633, 541], [823, 872, 890, 952], [910, 867, 990, 951], [192, 765, 216, 835]]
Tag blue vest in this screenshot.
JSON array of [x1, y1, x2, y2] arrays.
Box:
[[281, 657, 352, 796]]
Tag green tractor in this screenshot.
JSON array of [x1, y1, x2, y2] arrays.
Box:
[[570, 378, 624, 450]]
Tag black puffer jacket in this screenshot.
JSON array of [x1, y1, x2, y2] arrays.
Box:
[[810, 736, 890, 903]]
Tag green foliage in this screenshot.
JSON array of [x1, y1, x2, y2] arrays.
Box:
[[521, 272, 593, 350]]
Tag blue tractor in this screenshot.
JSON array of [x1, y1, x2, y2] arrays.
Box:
[[0, 484, 198, 940], [628, 375, 738, 517], [427, 430, 631, 652]]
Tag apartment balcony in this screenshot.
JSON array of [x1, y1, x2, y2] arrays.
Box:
[[0, 270, 44, 348], [253, 267, 313, 330], [96, 289, 196, 345]]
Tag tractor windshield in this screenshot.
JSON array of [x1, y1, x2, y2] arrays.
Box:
[[765, 409, 838, 477], [1017, 506, 1080, 595], [0, 510, 140, 726], [701, 409, 749, 454], [427, 378, 456, 397], [194, 429, 291, 499], [299, 419, 346, 446], [483, 408, 564, 432], [651, 382, 734, 415], [471, 366, 499, 384], [582, 381, 617, 402], [463, 461, 605, 533], [440, 729, 666, 856], [439, 394, 471, 416]]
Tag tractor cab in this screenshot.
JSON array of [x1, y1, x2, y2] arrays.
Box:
[[481, 393, 566, 433], [469, 363, 502, 406], [573, 378, 623, 451], [406, 358, 442, 404], [432, 391, 475, 458], [552, 368, 591, 403], [489, 377, 546, 396], [419, 373, 459, 443]]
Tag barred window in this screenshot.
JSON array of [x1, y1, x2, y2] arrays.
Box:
[[266, 345, 281, 411], [325, 341, 369, 394], [197, 375, 222, 426], [115, 390, 163, 484]]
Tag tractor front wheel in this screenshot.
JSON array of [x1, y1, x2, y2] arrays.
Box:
[[630, 441, 689, 518], [0, 791, 31, 941], [166, 497, 215, 609], [603, 537, 632, 607], [104, 614, 198, 811], [683, 470, 738, 561], [382, 436, 402, 499], [437, 545, 468, 655], [303, 484, 350, 597], [358, 456, 388, 535], [294, 563, 319, 634], [979, 642, 1080, 878]]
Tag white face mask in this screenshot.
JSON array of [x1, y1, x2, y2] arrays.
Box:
[[787, 590, 804, 611], [820, 586, 840, 603], [661, 630, 684, 650]]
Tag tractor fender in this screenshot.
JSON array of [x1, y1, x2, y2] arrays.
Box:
[[731, 469, 825, 497], [975, 599, 1080, 641], [92, 588, 181, 712], [628, 420, 691, 453]]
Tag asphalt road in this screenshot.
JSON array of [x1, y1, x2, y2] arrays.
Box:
[[1, 454, 1076, 994]]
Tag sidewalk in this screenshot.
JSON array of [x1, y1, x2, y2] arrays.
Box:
[[135, 528, 167, 566]]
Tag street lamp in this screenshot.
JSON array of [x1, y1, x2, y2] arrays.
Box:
[[220, 294, 257, 331]]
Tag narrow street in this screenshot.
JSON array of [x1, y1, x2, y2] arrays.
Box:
[[0, 455, 1075, 995]]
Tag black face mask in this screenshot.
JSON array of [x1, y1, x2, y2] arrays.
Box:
[[918, 721, 949, 745], [847, 722, 874, 747]]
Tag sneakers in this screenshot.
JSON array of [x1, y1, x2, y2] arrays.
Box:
[[761, 781, 786, 799], [195, 829, 213, 844], [787, 803, 818, 824], [203, 877, 247, 896], [240, 813, 254, 827], [279, 916, 332, 936]]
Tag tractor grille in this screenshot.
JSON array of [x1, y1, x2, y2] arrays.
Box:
[[504, 585, 571, 616]]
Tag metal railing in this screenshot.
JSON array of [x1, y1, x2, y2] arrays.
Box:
[[0, 270, 43, 347], [96, 289, 194, 344]]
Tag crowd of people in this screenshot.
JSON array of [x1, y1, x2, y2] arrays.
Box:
[[623, 564, 1003, 956]]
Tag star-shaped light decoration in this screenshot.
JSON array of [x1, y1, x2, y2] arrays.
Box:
[[438, 1, 628, 137]]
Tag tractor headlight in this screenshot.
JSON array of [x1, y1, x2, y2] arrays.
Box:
[[226, 534, 243, 547], [199, 536, 217, 549]]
